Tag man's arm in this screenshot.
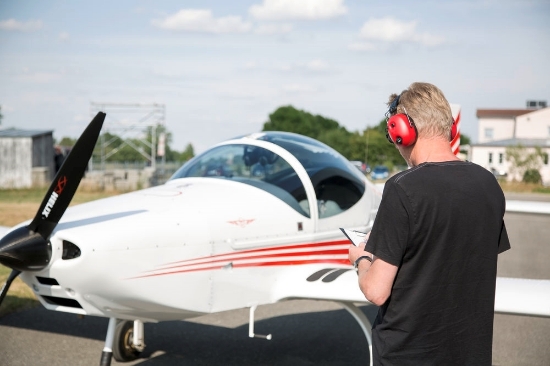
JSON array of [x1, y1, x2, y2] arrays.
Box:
[[349, 243, 398, 306]]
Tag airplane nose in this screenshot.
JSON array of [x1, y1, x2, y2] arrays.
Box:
[[0, 226, 52, 272]]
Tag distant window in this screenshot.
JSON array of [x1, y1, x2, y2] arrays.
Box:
[[499, 153, 503, 164], [488, 152, 493, 164], [544, 153, 549, 165], [485, 128, 494, 140]]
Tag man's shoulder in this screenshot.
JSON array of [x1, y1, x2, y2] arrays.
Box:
[[388, 162, 498, 194], [393, 161, 490, 181]]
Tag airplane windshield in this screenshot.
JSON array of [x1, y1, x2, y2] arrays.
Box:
[[170, 144, 310, 217], [170, 132, 366, 219], [253, 132, 366, 217]]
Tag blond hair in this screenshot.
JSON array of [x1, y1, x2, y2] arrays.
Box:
[[387, 82, 453, 140]]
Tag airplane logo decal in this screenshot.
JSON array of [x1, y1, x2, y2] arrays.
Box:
[[129, 240, 351, 279], [227, 218, 255, 228], [42, 176, 67, 218], [306, 268, 352, 282]]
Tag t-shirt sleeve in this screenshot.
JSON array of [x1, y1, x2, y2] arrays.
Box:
[[365, 180, 410, 266], [498, 220, 511, 254]]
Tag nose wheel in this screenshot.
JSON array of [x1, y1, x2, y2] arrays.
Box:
[[113, 320, 143, 362], [100, 318, 145, 366]]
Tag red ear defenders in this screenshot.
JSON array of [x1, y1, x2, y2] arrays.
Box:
[[386, 113, 417, 146], [385, 94, 457, 146]]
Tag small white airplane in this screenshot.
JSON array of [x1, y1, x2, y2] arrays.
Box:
[[1, 112, 549, 366]]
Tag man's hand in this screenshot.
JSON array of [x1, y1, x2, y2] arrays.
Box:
[[348, 231, 371, 265]]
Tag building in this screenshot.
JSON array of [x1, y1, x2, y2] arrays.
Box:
[[0, 128, 55, 188], [470, 101, 550, 184]]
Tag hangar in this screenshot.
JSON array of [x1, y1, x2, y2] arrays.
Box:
[[0, 128, 55, 188]]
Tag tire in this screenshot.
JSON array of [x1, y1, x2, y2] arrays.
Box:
[[112, 320, 142, 362]]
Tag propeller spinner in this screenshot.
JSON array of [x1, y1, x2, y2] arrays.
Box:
[[0, 112, 105, 306]]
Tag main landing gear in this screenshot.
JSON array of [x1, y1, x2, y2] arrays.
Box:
[[100, 318, 145, 366], [247, 302, 373, 365], [336, 301, 373, 366]]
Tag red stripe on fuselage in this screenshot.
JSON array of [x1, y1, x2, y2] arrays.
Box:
[[128, 239, 352, 279], [130, 258, 351, 279], [162, 239, 349, 267]]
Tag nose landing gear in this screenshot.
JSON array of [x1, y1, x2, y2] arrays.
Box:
[[100, 318, 145, 366]]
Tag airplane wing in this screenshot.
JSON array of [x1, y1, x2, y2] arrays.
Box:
[[505, 200, 550, 214], [268, 265, 550, 318], [495, 277, 550, 317]]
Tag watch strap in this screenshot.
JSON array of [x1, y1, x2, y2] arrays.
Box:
[[354, 255, 372, 270]]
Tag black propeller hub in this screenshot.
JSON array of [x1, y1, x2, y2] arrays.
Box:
[[0, 226, 52, 272]]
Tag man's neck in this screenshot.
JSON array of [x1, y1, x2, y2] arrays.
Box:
[[408, 137, 459, 167]]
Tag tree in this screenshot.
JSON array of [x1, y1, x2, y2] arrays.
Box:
[[179, 143, 195, 162], [262, 105, 405, 166], [359, 119, 405, 169], [460, 133, 471, 145], [262, 105, 354, 158], [505, 144, 545, 182], [0, 105, 3, 126], [58, 137, 77, 147], [262, 105, 342, 141]]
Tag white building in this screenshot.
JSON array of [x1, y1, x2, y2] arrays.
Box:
[[470, 103, 550, 184]]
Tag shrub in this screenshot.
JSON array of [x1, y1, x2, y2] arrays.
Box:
[[523, 169, 542, 184]]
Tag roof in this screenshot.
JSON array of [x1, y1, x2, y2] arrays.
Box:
[[476, 109, 533, 118], [0, 128, 53, 138], [473, 138, 550, 148]]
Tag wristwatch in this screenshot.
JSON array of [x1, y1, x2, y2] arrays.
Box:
[[354, 255, 373, 271]]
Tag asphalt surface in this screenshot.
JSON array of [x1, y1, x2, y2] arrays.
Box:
[[1, 199, 549, 366]]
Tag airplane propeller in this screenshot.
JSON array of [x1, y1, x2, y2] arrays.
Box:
[[0, 112, 105, 306]]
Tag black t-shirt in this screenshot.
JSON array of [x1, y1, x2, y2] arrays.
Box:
[[366, 161, 510, 366]]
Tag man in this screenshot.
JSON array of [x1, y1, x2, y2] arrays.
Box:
[[54, 145, 65, 173], [349, 82, 510, 365]]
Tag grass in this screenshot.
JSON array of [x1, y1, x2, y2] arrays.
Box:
[[498, 181, 550, 194], [0, 186, 121, 318]]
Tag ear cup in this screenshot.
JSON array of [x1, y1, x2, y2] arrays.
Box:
[[387, 114, 417, 146], [450, 119, 457, 141]]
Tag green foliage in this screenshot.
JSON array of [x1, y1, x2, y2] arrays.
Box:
[[505, 145, 545, 181], [317, 128, 353, 158], [58, 137, 77, 147], [364, 120, 404, 169], [533, 186, 550, 194], [523, 169, 542, 184], [460, 133, 471, 145], [263, 105, 344, 140], [262, 106, 404, 167], [179, 143, 195, 162]]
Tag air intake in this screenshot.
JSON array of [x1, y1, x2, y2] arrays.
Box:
[[41, 295, 82, 309], [36, 276, 59, 286], [62, 240, 81, 260]]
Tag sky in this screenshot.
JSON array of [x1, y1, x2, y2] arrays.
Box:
[[0, 0, 549, 154]]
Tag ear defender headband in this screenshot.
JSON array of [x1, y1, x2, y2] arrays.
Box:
[[385, 94, 458, 146], [385, 94, 417, 146]]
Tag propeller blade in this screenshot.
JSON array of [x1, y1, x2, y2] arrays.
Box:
[[27, 112, 105, 239], [0, 113, 104, 308], [0, 269, 21, 306]]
